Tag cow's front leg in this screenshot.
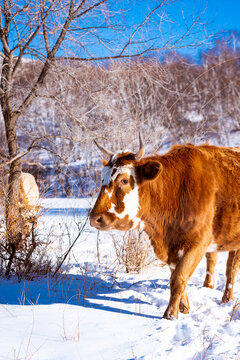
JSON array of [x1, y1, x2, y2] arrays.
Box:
[[169, 268, 190, 314], [163, 246, 206, 320], [179, 290, 190, 314], [222, 249, 240, 303]]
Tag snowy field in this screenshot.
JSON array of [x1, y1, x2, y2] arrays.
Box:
[[0, 198, 239, 360]]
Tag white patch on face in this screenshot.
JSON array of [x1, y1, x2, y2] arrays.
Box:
[[111, 166, 132, 181], [109, 184, 139, 221], [101, 164, 133, 186], [206, 242, 218, 252], [170, 263, 176, 270], [102, 164, 140, 228]]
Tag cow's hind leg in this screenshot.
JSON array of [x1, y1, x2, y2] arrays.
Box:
[[222, 249, 240, 303], [203, 252, 218, 289]]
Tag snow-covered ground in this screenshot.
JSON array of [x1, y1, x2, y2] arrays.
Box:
[[0, 198, 239, 360]]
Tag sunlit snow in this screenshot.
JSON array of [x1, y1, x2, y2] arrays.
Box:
[[0, 198, 239, 360]]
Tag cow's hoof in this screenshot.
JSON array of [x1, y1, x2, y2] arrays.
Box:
[[179, 300, 190, 314], [163, 311, 177, 320], [222, 294, 231, 303], [203, 281, 214, 289]]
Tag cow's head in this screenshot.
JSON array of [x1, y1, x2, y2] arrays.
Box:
[[90, 134, 161, 231]]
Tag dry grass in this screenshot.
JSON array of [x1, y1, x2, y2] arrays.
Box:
[[230, 298, 240, 321], [112, 229, 155, 274]]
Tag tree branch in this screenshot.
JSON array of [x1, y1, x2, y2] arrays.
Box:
[[0, 137, 46, 168], [13, 1, 76, 120], [12, 0, 57, 74], [119, 1, 166, 57], [38, 94, 95, 137], [74, 0, 107, 19]]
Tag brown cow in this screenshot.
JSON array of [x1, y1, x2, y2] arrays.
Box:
[[90, 136, 240, 319]]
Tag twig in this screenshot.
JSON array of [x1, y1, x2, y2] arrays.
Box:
[[52, 213, 89, 277], [230, 299, 240, 321]]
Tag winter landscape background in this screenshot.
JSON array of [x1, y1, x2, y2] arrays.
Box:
[[1, 34, 240, 198], [1, 47, 240, 357], [0, 0, 240, 359]]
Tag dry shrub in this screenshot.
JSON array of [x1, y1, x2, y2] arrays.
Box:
[[112, 229, 155, 274], [0, 172, 55, 280], [0, 206, 54, 280]]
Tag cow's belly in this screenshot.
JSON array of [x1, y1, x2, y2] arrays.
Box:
[[207, 238, 240, 252]]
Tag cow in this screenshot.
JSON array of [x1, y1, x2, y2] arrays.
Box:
[[90, 135, 240, 319]]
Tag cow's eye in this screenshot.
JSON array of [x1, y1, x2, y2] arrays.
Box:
[[120, 179, 129, 185]]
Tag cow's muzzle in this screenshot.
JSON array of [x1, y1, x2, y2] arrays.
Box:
[[89, 212, 113, 230]]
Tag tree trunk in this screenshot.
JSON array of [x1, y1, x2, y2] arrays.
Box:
[[0, 56, 22, 245], [4, 116, 22, 247]]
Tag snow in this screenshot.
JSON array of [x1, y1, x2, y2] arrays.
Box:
[[41, 197, 94, 209], [0, 199, 239, 360], [185, 110, 204, 123]]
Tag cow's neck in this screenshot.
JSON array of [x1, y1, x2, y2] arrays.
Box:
[[137, 166, 181, 263], [138, 183, 168, 263]]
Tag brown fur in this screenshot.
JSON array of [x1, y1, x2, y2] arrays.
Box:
[[90, 143, 240, 319], [204, 250, 240, 303]]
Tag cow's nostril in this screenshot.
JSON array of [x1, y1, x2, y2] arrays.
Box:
[[90, 214, 107, 229], [95, 216, 103, 224]]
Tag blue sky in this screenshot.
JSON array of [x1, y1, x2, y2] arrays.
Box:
[[3, 0, 240, 62], [107, 0, 240, 61], [206, 0, 240, 32], [157, 0, 240, 59]]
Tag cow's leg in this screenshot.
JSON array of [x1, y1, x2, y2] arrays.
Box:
[[170, 268, 190, 314], [222, 249, 240, 303], [163, 246, 206, 320], [179, 290, 190, 314], [203, 252, 218, 289]]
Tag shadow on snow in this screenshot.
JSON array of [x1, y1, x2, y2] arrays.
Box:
[[0, 272, 168, 320]]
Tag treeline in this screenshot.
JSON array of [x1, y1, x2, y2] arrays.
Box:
[[1, 37, 240, 196]]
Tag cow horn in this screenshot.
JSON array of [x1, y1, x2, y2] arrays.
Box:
[[135, 132, 145, 160], [94, 139, 114, 159]]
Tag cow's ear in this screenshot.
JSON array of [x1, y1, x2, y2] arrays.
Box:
[[136, 160, 162, 182], [102, 159, 108, 166]]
